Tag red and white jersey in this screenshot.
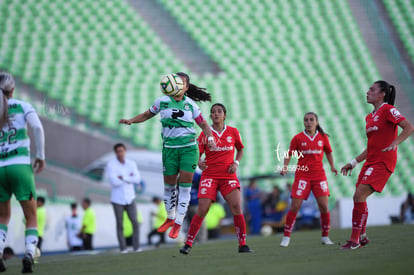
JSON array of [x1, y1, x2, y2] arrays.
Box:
[[289, 131, 332, 180], [198, 125, 244, 179], [365, 103, 405, 172]]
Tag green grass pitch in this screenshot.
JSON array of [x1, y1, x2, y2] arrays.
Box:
[[3, 224, 413, 274]]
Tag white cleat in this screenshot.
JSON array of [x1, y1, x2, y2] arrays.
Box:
[[121, 249, 129, 254], [321, 236, 334, 245], [280, 236, 290, 247]]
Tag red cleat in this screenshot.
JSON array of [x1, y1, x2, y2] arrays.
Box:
[[340, 240, 360, 250], [157, 218, 175, 233], [168, 223, 181, 239]]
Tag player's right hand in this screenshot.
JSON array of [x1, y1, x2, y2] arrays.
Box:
[[340, 163, 353, 176], [33, 159, 45, 173], [198, 160, 208, 171], [119, 118, 131, 125]]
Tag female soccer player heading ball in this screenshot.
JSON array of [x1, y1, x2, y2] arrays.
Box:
[[280, 112, 338, 247], [340, 81, 414, 250], [119, 72, 216, 239], [179, 103, 252, 254]]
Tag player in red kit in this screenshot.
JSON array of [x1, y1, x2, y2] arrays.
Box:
[[340, 81, 414, 249], [280, 112, 338, 247], [180, 103, 253, 254]]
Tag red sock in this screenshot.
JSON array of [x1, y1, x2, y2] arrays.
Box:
[[350, 202, 365, 243], [361, 202, 368, 235], [284, 210, 297, 237], [320, 212, 330, 237], [233, 214, 247, 246], [185, 214, 204, 246]]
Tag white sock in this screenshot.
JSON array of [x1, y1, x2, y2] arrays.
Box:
[[25, 228, 38, 257], [164, 184, 177, 220], [175, 186, 191, 225], [0, 227, 7, 254]]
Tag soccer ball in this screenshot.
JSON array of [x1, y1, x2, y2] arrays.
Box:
[[160, 73, 184, 96], [260, 225, 273, 237]]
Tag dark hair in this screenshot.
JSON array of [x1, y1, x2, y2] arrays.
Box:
[[210, 103, 227, 114], [37, 196, 45, 204], [70, 203, 77, 209], [83, 198, 91, 206], [113, 143, 126, 151], [176, 72, 211, 102], [374, 80, 396, 106], [305, 112, 329, 137]]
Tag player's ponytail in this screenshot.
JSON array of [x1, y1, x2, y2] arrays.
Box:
[[374, 80, 396, 106], [176, 72, 211, 102], [0, 72, 15, 128], [305, 112, 329, 137], [0, 89, 8, 129]]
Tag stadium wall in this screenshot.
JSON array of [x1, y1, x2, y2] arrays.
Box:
[[6, 203, 160, 254]]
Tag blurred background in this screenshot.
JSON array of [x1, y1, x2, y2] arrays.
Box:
[[1, 0, 413, 253]]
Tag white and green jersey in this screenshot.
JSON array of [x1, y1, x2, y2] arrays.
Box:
[[0, 98, 37, 167], [149, 95, 202, 148]]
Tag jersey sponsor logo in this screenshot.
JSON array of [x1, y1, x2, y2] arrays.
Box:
[[318, 140, 323, 147], [210, 145, 233, 152], [226, 136, 233, 143], [390, 108, 401, 119], [366, 126, 379, 134], [302, 149, 322, 154], [184, 103, 190, 111], [320, 181, 328, 193], [171, 108, 185, 119], [373, 115, 379, 122]]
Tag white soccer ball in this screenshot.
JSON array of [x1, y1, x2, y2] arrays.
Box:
[[260, 225, 273, 237], [160, 73, 184, 96]]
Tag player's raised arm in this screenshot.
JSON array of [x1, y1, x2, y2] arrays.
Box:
[[119, 110, 155, 125]]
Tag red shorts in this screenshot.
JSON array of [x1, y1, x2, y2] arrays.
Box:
[[291, 177, 329, 200], [356, 162, 392, 193], [198, 176, 240, 201]]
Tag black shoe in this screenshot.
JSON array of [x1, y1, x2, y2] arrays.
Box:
[[0, 257, 6, 272], [238, 245, 253, 253], [22, 254, 33, 273], [179, 244, 192, 255]]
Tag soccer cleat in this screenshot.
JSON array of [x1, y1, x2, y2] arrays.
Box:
[[157, 218, 175, 233], [0, 256, 6, 272], [280, 236, 290, 247], [360, 235, 370, 247], [238, 245, 253, 253], [179, 244, 192, 255], [340, 240, 360, 250], [21, 254, 34, 273], [321, 236, 335, 245], [168, 223, 181, 239]]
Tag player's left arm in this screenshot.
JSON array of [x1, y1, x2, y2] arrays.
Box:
[[383, 119, 414, 152], [325, 152, 338, 176], [228, 148, 243, 174]]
